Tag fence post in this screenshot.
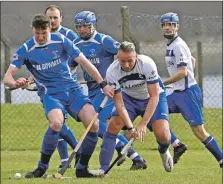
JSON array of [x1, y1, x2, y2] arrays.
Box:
[[121, 6, 139, 53], [1, 35, 12, 103], [196, 41, 203, 107]]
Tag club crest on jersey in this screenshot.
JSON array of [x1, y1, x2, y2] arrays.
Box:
[[52, 50, 60, 59], [89, 49, 96, 57]]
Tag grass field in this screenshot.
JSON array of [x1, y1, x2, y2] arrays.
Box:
[[1, 104, 222, 184]]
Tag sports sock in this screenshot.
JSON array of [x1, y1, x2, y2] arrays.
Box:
[[170, 129, 181, 147], [57, 136, 69, 165], [100, 132, 117, 171], [157, 141, 170, 154], [202, 135, 222, 162], [76, 132, 98, 169], [38, 126, 59, 170], [59, 124, 78, 149]]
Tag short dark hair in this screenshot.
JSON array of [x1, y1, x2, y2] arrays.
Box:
[[119, 41, 136, 52], [31, 14, 51, 29], [45, 5, 62, 16]]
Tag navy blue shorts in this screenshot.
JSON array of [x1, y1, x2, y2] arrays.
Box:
[[111, 92, 169, 131]]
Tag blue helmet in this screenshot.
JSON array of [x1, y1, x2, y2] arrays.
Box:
[[74, 11, 97, 40], [160, 12, 179, 39], [74, 11, 97, 26], [160, 12, 179, 25]]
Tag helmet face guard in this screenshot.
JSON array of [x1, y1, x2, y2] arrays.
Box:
[[161, 22, 178, 39], [160, 12, 179, 39], [75, 23, 95, 40], [74, 11, 97, 40]]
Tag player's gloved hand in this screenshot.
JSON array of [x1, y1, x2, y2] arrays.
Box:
[[14, 77, 27, 88], [136, 123, 147, 142]]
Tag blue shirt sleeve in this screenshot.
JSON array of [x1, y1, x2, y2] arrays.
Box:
[[62, 35, 81, 67], [11, 45, 27, 69], [102, 36, 120, 54], [66, 30, 78, 42]]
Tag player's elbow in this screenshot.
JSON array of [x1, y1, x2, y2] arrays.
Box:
[[179, 69, 187, 78], [3, 73, 10, 85]]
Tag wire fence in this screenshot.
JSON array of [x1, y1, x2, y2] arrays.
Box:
[[1, 7, 222, 151]]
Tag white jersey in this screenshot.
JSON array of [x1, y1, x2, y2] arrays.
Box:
[[106, 54, 165, 99], [165, 36, 197, 91]]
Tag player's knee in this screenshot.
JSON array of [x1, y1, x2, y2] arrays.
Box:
[[191, 125, 209, 142], [107, 116, 123, 134], [48, 109, 64, 131], [90, 119, 99, 132], [49, 120, 63, 131], [153, 120, 171, 144]]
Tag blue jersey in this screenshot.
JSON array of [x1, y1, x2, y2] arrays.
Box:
[[57, 26, 78, 42], [11, 33, 82, 95], [58, 26, 79, 80], [71, 31, 120, 97]]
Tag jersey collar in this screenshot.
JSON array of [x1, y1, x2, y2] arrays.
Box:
[[56, 26, 62, 32], [167, 35, 178, 46]]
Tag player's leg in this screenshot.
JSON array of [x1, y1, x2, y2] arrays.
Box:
[[58, 122, 80, 168], [57, 135, 69, 168], [99, 116, 126, 172], [147, 92, 173, 172], [67, 88, 99, 178], [92, 94, 125, 153], [176, 85, 222, 168], [25, 94, 66, 178], [92, 92, 145, 168], [167, 93, 188, 164], [57, 110, 78, 168], [152, 119, 173, 172]]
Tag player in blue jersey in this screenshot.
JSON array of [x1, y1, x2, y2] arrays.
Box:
[[3, 14, 114, 178], [71, 11, 147, 170], [91, 41, 174, 177], [160, 12, 222, 168], [45, 4, 80, 169]]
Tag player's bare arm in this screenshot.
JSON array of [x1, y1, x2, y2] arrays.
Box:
[[191, 56, 196, 69], [75, 53, 114, 98], [163, 66, 187, 85], [113, 91, 137, 139], [113, 92, 134, 129], [136, 82, 160, 142], [3, 66, 27, 88]]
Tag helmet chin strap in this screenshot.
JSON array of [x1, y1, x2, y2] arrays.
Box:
[[79, 24, 95, 40]]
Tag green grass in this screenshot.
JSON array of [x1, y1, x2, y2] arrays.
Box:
[[1, 150, 222, 184], [1, 104, 222, 183]]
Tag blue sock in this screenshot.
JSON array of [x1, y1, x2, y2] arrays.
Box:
[[59, 124, 78, 150], [117, 134, 141, 161], [100, 132, 117, 171], [76, 132, 98, 169], [38, 126, 59, 170], [57, 135, 69, 165], [116, 139, 125, 149], [202, 135, 223, 162], [98, 120, 107, 139], [157, 141, 170, 154], [170, 129, 180, 146]]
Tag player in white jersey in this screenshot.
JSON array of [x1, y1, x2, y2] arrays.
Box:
[[160, 12, 222, 168], [72, 10, 147, 170], [91, 42, 174, 176]]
